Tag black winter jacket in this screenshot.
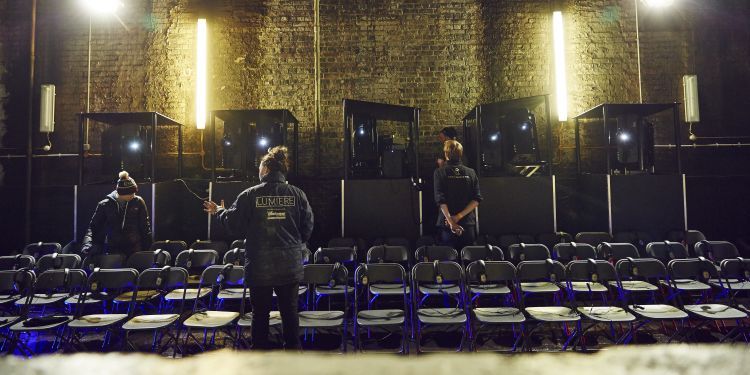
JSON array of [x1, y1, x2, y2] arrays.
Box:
[[215, 171, 314, 287], [82, 191, 153, 255], [434, 160, 482, 227]]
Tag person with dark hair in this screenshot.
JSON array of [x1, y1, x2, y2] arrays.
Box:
[[434, 140, 482, 249], [81, 171, 152, 256], [204, 146, 313, 350], [437, 126, 458, 168]]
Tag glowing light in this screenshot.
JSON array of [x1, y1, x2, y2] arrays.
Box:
[[618, 132, 631, 142], [642, 0, 675, 8], [80, 0, 123, 15], [553, 11, 568, 122], [128, 140, 141, 152], [520, 123, 529, 131], [258, 137, 269, 148], [490, 134, 499, 142], [358, 128, 365, 136], [196, 18, 207, 130], [222, 137, 232, 147]]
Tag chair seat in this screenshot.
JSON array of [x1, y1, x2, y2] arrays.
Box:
[[10, 315, 73, 332], [184, 311, 239, 328], [520, 282, 560, 294], [357, 309, 406, 326], [417, 308, 467, 325], [577, 306, 636, 322], [628, 304, 688, 320], [217, 288, 248, 300], [660, 279, 711, 291], [299, 310, 345, 328], [315, 285, 355, 295], [237, 311, 282, 327], [609, 280, 658, 292], [68, 313, 129, 328], [418, 284, 460, 295], [65, 292, 108, 305], [114, 290, 161, 303], [684, 304, 748, 320], [0, 295, 20, 305], [525, 306, 580, 322], [709, 279, 750, 290], [473, 307, 525, 324], [569, 282, 608, 293], [122, 314, 180, 330], [0, 316, 21, 329], [14, 293, 68, 306], [469, 283, 511, 295], [370, 284, 410, 295], [164, 287, 212, 301]]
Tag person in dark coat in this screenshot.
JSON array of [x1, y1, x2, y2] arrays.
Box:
[[81, 171, 152, 256], [204, 146, 313, 350], [434, 140, 482, 250]]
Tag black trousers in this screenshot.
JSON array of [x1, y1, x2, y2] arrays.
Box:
[[249, 282, 301, 350], [439, 225, 477, 250]]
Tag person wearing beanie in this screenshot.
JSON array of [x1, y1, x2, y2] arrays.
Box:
[[81, 171, 153, 256], [204, 146, 313, 350], [436, 126, 458, 168]]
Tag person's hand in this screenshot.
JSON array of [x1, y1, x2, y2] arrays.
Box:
[[444, 217, 464, 236], [450, 213, 463, 225], [203, 200, 225, 215]]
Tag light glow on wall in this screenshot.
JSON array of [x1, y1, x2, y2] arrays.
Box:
[[553, 11, 568, 122], [196, 18, 208, 130]]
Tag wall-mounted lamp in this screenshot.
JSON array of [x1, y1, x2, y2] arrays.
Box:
[[196, 18, 207, 130]]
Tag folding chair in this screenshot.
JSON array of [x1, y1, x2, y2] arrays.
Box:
[[536, 232, 573, 252], [353, 263, 409, 353], [714, 258, 750, 303], [516, 260, 579, 351], [0, 270, 35, 351], [565, 260, 635, 349], [466, 260, 524, 352], [460, 245, 504, 269], [553, 242, 597, 264], [372, 237, 411, 250], [415, 235, 437, 248], [667, 258, 748, 342], [0, 255, 35, 271], [64, 268, 139, 351], [507, 243, 550, 264], [299, 264, 348, 352], [182, 264, 244, 352], [597, 242, 640, 263], [613, 231, 654, 257], [695, 240, 740, 264], [575, 232, 613, 247], [614, 258, 688, 344], [313, 248, 356, 303], [230, 240, 245, 250], [7, 269, 87, 356], [125, 249, 172, 272], [166, 249, 218, 304], [81, 254, 126, 272], [121, 266, 189, 355], [190, 240, 229, 260], [498, 234, 536, 250], [415, 246, 458, 263], [150, 240, 188, 262], [666, 230, 707, 257], [35, 253, 81, 273], [412, 261, 468, 353], [646, 241, 689, 266], [22, 242, 61, 259]]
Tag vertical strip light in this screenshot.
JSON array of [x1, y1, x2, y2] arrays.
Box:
[[196, 18, 207, 129], [553, 11, 568, 122]]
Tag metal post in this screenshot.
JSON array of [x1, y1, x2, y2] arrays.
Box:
[[673, 103, 682, 173], [603, 106, 610, 174], [78, 114, 85, 185], [151, 112, 157, 182], [635, 0, 643, 104], [574, 118, 581, 174], [24, 0, 37, 244], [545, 95, 554, 176], [342, 100, 349, 181], [606, 174, 613, 235], [210, 112, 216, 182], [414, 108, 420, 179], [475, 106, 481, 177], [177, 122, 183, 178]]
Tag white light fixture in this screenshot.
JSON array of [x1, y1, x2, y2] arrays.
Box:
[[128, 140, 141, 152], [258, 137, 269, 148], [196, 18, 208, 130], [642, 0, 675, 8], [80, 0, 123, 15], [552, 11, 568, 122], [683, 75, 700, 123], [39, 84, 55, 133]]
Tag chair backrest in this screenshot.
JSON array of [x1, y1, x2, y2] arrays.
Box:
[[575, 232, 613, 246], [597, 242, 640, 262], [302, 263, 349, 287], [415, 246, 458, 263], [507, 243, 550, 263], [175, 249, 218, 272], [33, 268, 88, 293], [190, 240, 229, 258], [82, 254, 126, 272], [223, 248, 246, 266], [536, 232, 573, 250], [230, 239, 246, 250], [646, 241, 689, 264], [22, 242, 61, 258], [460, 245, 504, 266], [367, 245, 409, 265], [36, 253, 81, 273], [198, 264, 245, 287], [668, 258, 718, 282], [372, 237, 411, 250], [553, 242, 597, 263], [149, 240, 188, 261], [354, 263, 406, 286], [498, 234, 536, 249], [0, 269, 35, 296], [516, 260, 566, 282], [466, 260, 516, 284], [135, 266, 189, 291], [0, 255, 35, 270], [613, 231, 653, 257], [694, 240, 739, 262], [719, 258, 750, 280], [614, 257, 667, 280], [327, 237, 356, 248], [411, 261, 464, 284], [566, 259, 617, 282], [314, 247, 356, 264], [125, 250, 172, 272], [79, 268, 138, 306]]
